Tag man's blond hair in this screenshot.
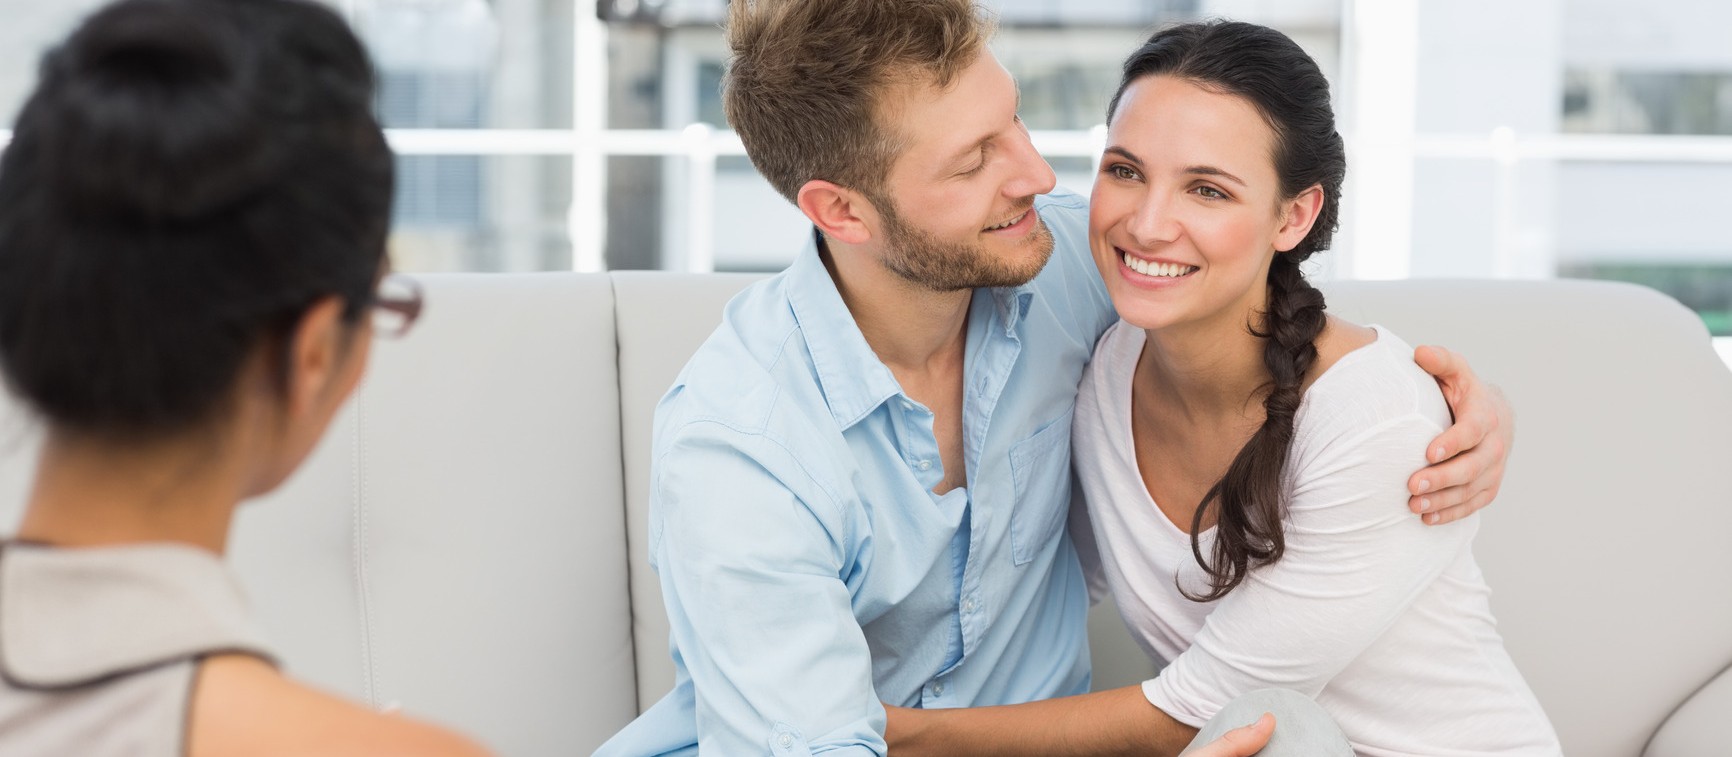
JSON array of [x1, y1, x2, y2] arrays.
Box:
[[724, 0, 994, 204]]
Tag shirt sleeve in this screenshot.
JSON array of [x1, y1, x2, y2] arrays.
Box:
[[651, 422, 884, 756], [1142, 411, 1469, 726]]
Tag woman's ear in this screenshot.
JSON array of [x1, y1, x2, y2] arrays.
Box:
[[1273, 185, 1325, 253], [282, 296, 352, 421]]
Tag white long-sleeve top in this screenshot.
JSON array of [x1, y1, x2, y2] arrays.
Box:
[[1072, 321, 1560, 757]]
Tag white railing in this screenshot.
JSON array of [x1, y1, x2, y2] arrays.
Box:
[[8, 129, 1732, 261], [2, 127, 1730, 370], [7, 129, 1732, 268], [384, 129, 1732, 284], [7, 128, 1729, 159]]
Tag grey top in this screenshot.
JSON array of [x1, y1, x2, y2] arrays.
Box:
[[0, 542, 275, 757]]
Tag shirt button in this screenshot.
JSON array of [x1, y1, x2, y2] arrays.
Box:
[[918, 460, 932, 471], [962, 598, 976, 613], [778, 733, 794, 748], [933, 681, 945, 696]]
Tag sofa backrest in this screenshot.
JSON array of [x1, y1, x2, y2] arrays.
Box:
[[0, 274, 638, 755], [1323, 279, 1732, 757], [610, 271, 778, 714], [613, 274, 1732, 757], [2, 273, 1729, 757]]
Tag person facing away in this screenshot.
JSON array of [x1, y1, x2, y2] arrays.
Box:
[[0, 0, 488, 755], [883, 21, 1561, 757], [597, 1, 1516, 755]]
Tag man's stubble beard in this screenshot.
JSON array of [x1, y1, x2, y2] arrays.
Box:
[[871, 191, 1055, 292]]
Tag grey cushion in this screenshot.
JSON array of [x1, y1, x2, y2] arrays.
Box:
[[616, 275, 1732, 757], [3, 273, 1728, 757], [1645, 664, 1732, 757], [611, 271, 765, 713], [1324, 279, 1732, 757], [237, 273, 637, 755], [0, 274, 640, 755]]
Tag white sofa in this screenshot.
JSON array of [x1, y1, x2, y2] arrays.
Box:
[[1, 273, 1728, 756]]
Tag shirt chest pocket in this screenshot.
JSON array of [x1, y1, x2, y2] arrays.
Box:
[[1008, 408, 1075, 566]]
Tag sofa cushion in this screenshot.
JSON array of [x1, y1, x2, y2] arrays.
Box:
[[1644, 664, 1732, 757], [1323, 279, 1732, 757], [236, 273, 636, 754], [611, 271, 767, 714]]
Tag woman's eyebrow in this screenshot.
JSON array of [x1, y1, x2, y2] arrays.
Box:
[[1103, 147, 1246, 187], [1185, 165, 1246, 187], [1103, 145, 1142, 165]]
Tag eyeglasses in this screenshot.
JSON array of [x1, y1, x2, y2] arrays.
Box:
[[371, 273, 424, 339]]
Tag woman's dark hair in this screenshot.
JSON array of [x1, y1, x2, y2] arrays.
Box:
[[0, 0, 393, 438], [1108, 21, 1346, 601]]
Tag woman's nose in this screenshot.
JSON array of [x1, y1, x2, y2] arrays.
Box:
[[1126, 194, 1180, 247]]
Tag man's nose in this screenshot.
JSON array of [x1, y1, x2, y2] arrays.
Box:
[[1001, 126, 1057, 199]]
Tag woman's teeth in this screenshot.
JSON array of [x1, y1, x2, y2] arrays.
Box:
[[1122, 251, 1197, 278]]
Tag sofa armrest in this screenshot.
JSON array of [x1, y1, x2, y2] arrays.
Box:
[[1644, 664, 1732, 757]]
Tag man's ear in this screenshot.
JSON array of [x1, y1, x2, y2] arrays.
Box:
[[283, 296, 349, 421], [1273, 184, 1325, 253], [796, 179, 875, 245]]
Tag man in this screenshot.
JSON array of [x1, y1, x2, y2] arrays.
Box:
[[598, 1, 1511, 755]]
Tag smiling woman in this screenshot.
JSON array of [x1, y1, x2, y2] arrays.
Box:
[[882, 20, 1561, 757], [1078, 20, 1557, 755]]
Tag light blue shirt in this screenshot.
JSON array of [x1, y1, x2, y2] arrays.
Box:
[[597, 190, 1117, 756]]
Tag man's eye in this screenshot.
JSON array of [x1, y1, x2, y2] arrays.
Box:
[[960, 148, 988, 177]]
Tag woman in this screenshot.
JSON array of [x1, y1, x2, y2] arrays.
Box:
[[0, 0, 487, 755], [887, 21, 1560, 756]]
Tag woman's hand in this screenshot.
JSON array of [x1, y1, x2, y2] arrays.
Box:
[[1410, 345, 1515, 525]]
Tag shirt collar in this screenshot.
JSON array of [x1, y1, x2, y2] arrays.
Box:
[[784, 228, 1041, 428], [992, 279, 1036, 340], [785, 229, 905, 429]]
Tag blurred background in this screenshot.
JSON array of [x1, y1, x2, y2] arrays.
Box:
[[3, 0, 1730, 363]]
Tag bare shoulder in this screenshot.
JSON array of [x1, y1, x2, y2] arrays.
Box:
[[1304, 314, 1378, 388], [189, 654, 492, 757]]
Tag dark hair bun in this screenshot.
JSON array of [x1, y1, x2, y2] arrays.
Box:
[[42, 0, 279, 224], [0, 0, 393, 437]]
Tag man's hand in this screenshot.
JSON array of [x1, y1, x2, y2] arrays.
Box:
[[1410, 345, 1515, 525], [1182, 713, 1274, 757]]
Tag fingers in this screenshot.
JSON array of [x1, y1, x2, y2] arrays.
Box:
[[1409, 385, 1503, 497], [1407, 344, 1516, 527], [1415, 345, 1492, 426], [1189, 713, 1275, 757], [1413, 344, 1466, 386], [1422, 420, 1481, 470], [1423, 487, 1495, 526], [1408, 433, 1486, 497], [1415, 344, 1482, 410], [1409, 437, 1505, 524]]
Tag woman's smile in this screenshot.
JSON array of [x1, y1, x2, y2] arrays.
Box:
[[1116, 247, 1200, 288]]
